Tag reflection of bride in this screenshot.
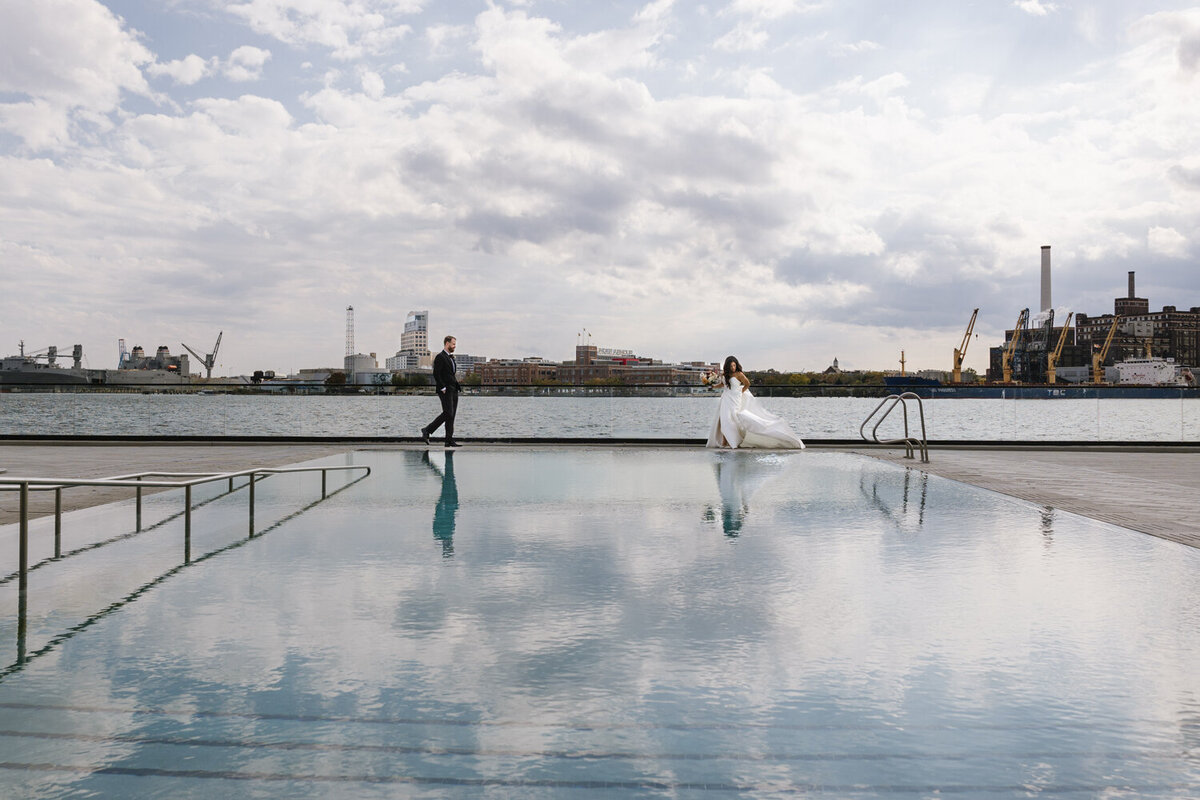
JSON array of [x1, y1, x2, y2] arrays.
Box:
[[707, 451, 796, 535], [704, 356, 805, 449]]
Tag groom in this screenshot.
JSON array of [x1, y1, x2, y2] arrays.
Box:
[[421, 335, 462, 447]]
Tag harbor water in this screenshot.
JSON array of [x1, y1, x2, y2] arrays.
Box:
[[1, 393, 1197, 441]]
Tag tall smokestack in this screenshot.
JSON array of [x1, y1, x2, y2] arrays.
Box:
[[1040, 246, 1052, 312], [1128, 271, 1135, 299]]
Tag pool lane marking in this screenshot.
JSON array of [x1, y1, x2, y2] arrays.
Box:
[[0, 701, 1183, 733], [0, 728, 1190, 764], [0, 761, 1196, 794], [0, 473, 370, 682]]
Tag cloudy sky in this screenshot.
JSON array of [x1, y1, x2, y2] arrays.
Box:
[[2, 0, 1198, 376]]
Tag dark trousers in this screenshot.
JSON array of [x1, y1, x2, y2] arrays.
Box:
[[425, 388, 458, 442]]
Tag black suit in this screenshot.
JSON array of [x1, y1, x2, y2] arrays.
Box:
[[424, 349, 462, 443]]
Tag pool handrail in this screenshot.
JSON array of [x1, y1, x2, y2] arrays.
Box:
[[2, 464, 371, 593], [860, 392, 930, 463]]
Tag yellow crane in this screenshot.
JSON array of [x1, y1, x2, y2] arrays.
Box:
[[1092, 316, 1121, 384], [1046, 311, 1073, 384], [1001, 308, 1029, 383], [952, 308, 979, 383]]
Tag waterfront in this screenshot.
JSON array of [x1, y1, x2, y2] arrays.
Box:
[[1, 393, 1198, 441]]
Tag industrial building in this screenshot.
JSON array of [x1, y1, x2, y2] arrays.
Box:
[[479, 357, 560, 386], [987, 257, 1199, 383], [1075, 272, 1200, 368]]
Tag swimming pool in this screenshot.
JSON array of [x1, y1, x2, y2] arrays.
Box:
[[1, 448, 1198, 797]]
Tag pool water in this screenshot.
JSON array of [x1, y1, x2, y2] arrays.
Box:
[[1, 448, 1199, 798]]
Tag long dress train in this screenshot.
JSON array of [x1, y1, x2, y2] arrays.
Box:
[[705, 375, 805, 449]]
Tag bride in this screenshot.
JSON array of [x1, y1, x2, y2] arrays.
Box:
[[705, 356, 805, 449]]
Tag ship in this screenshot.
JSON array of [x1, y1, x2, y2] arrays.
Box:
[[0, 344, 91, 386], [1110, 356, 1182, 386], [2, 341, 196, 389], [911, 384, 1199, 399]]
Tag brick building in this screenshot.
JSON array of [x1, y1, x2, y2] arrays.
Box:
[[479, 358, 558, 386]]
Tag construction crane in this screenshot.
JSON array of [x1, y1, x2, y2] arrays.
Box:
[[952, 308, 978, 383], [181, 331, 223, 379], [1046, 312, 1074, 384], [1092, 317, 1120, 384], [1001, 308, 1029, 383]]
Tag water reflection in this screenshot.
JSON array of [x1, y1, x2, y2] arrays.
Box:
[[704, 452, 795, 537], [859, 467, 927, 529], [1041, 506, 1055, 541], [2, 469, 370, 680], [422, 450, 458, 557]]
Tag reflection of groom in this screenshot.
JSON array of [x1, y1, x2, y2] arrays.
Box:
[[421, 335, 462, 447], [423, 450, 458, 557]]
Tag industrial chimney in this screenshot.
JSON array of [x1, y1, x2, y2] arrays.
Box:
[[1115, 270, 1149, 316], [1040, 246, 1052, 312]]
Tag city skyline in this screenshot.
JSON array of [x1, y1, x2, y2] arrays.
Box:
[[2, 2, 1198, 376]]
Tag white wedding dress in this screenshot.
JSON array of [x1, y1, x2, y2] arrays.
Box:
[[705, 375, 805, 449]]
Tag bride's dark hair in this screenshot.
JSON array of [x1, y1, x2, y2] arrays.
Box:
[[723, 356, 740, 384]]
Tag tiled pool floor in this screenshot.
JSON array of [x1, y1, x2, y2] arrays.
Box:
[[1, 449, 1199, 798]]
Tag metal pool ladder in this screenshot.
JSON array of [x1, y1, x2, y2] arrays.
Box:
[[860, 392, 929, 463]]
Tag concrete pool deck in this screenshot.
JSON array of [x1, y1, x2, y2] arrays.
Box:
[[1, 441, 1198, 548], [854, 445, 1200, 548]]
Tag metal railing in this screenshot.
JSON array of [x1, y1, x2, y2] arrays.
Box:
[[2, 464, 371, 593], [860, 392, 929, 463]]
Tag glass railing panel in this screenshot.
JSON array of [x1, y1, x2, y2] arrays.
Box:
[[0, 385, 1197, 442]]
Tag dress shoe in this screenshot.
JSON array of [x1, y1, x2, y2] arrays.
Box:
[[420, 428, 430, 445], [445, 440, 462, 448]]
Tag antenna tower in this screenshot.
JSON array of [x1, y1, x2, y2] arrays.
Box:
[[345, 306, 355, 357]]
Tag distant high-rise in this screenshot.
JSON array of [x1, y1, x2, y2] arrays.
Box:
[[401, 310, 429, 357], [386, 310, 433, 370]]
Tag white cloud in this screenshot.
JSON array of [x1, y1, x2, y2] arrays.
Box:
[[833, 40, 882, 56], [714, 21, 769, 53], [1012, 0, 1058, 16], [1148, 226, 1189, 258], [425, 24, 470, 56], [725, 0, 824, 21], [148, 47, 272, 86], [224, 0, 419, 59], [149, 54, 212, 86], [360, 69, 385, 99], [0, 0, 154, 147], [224, 45, 272, 81]]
